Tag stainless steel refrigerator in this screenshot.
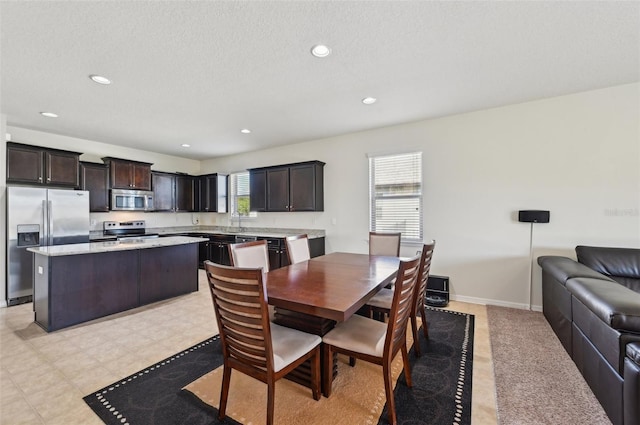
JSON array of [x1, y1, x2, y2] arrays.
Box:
[[6, 186, 90, 306]]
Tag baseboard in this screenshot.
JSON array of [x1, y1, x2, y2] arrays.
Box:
[[451, 294, 543, 312]]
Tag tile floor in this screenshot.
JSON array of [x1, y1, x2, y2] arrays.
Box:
[[0, 270, 497, 424]]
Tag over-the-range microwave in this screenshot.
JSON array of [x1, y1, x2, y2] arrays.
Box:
[[110, 189, 154, 211]]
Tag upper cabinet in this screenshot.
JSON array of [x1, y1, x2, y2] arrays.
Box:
[[198, 173, 228, 213], [79, 162, 110, 212], [102, 157, 152, 190], [151, 172, 198, 212], [249, 160, 324, 212], [7, 142, 80, 187]]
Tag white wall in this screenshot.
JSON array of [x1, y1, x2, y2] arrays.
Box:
[[200, 83, 640, 309]]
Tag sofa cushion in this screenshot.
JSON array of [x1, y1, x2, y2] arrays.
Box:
[[566, 277, 640, 333], [537, 256, 615, 286], [576, 245, 640, 280], [628, 342, 640, 367]]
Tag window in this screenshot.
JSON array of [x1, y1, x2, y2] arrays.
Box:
[[369, 152, 423, 242], [230, 171, 256, 217]]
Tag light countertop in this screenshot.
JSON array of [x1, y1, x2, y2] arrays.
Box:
[[27, 236, 207, 257]]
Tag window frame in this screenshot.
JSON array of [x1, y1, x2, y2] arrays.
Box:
[[229, 171, 256, 219], [368, 151, 423, 244]]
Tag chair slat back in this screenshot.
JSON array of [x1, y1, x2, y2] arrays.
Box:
[[285, 234, 311, 264], [205, 261, 273, 371], [229, 240, 270, 272], [413, 241, 436, 313], [385, 255, 421, 355], [369, 232, 401, 256]]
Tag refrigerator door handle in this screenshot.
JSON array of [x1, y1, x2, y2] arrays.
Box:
[[48, 200, 53, 246]]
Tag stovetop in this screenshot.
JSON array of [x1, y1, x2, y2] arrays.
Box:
[[103, 220, 158, 238]]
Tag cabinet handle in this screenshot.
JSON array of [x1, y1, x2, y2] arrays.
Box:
[[38, 176, 42, 182]]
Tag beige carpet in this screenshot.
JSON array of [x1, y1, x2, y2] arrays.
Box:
[[184, 330, 415, 425], [487, 306, 611, 425]]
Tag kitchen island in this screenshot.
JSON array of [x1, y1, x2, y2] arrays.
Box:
[[28, 236, 205, 332]]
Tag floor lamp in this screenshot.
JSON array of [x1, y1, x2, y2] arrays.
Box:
[[518, 210, 550, 310]]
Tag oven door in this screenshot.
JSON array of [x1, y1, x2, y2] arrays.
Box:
[[111, 189, 153, 211]]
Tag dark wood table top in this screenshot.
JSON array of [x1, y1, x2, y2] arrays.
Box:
[[265, 252, 400, 322]]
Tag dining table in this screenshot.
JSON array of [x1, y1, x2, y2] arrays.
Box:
[[265, 251, 401, 392]]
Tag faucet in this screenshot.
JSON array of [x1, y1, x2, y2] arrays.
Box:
[[237, 212, 245, 233]]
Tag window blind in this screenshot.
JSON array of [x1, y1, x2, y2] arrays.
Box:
[[369, 152, 423, 241], [230, 171, 253, 217]]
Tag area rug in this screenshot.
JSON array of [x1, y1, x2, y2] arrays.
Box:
[[84, 308, 473, 425]]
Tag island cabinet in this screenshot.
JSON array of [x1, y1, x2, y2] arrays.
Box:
[[7, 142, 80, 187], [31, 239, 199, 332], [249, 160, 325, 212], [139, 245, 198, 304], [79, 162, 110, 212], [103, 157, 152, 190], [152, 172, 197, 212]]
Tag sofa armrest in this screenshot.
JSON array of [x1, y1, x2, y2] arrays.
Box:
[[567, 277, 640, 333], [537, 256, 615, 287]]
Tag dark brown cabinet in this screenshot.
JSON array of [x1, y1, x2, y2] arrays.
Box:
[[151, 172, 174, 211], [175, 175, 197, 211], [7, 142, 80, 187], [103, 157, 152, 190], [249, 161, 324, 212], [249, 169, 267, 212], [198, 173, 228, 213], [79, 162, 110, 212], [151, 172, 197, 212]]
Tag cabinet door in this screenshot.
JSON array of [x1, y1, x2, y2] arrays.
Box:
[[152, 173, 175, 211], [289, 163, 319, 211], [111, 161, 133, 189], [132, 164, 151, 190], [80, 163, 109, 212], [200, 175, 216, 212], [249, 170, 267, 212], [266, 167, 289, 212], [7, 144, 44, 184], [46, 151, 79, 187], [217, 174, 228, 213], [175, 175, 196, 211]]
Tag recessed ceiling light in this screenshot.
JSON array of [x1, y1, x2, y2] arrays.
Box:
[[89, 74, 111, 85], [40, 112, 58, 118], [362, 97, 377, 105], [181, 143, 191, 148], [311, 44, 331, 58], [240, 129, 251, 134]]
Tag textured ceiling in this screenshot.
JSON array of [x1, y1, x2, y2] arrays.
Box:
[[1, 1, 638, 160]]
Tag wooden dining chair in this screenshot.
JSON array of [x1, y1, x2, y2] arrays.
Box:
[[369, 231, 401, 256], [321, 255, 421, 425], [366, 241, 436, 356], [204, 261, 322, 425], [228, 239, 270, 272], [285, 234, 311, 264]]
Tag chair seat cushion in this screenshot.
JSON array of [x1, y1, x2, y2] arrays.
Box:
[[271, 323, 321, 372], [322, 314, 387, 357], [366, 288, 394, 309]]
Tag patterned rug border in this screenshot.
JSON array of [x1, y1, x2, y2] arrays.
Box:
[[83, 336, 222, 425], [84, 307, 473, 425]]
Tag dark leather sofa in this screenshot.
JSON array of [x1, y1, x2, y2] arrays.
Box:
[[538, 246, 640, 425]]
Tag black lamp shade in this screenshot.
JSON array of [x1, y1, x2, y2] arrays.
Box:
[[518, 210, 550, 223]]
